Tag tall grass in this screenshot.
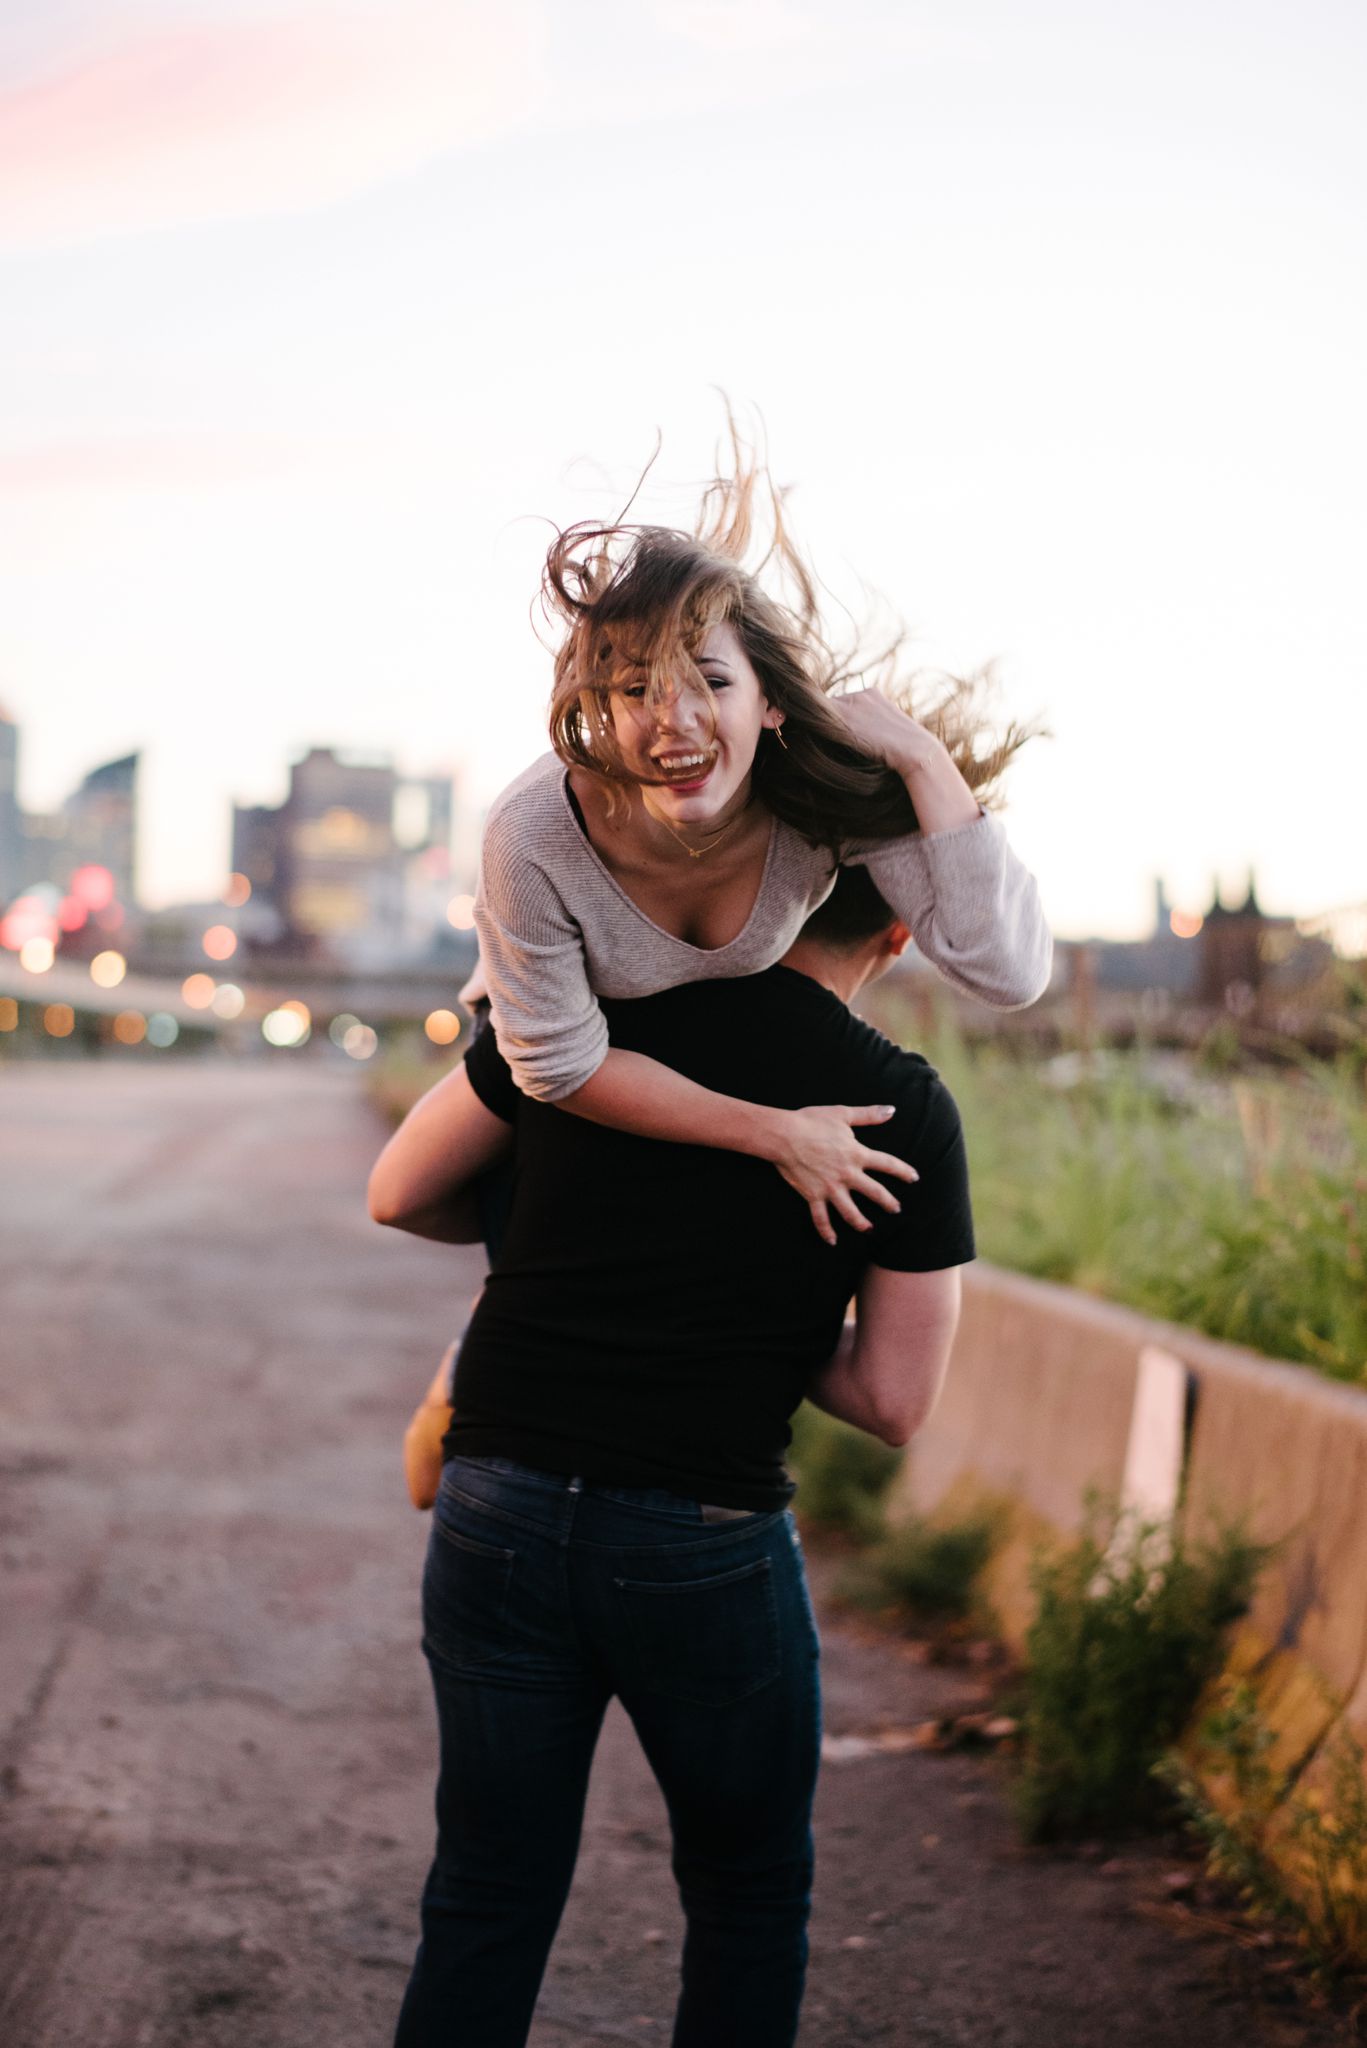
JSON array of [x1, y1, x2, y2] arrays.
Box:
[[877, 996, 1367, 1386]]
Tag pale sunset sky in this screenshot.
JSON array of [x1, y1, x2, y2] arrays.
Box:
[[1, 0, 1363, 939]]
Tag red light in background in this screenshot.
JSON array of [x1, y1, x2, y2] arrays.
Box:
[[70, 865, 115, 910], [0, 897, 59, 951], [58, 896, 90, 932]]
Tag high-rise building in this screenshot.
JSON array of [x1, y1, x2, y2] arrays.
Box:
[[232, 747, 454, 963], [64, 753, 139, 906], [0, 707, 20, 906], [2, 735, 140, 906]]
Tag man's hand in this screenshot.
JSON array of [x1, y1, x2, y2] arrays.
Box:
[[402, 1342, 460, 1510]]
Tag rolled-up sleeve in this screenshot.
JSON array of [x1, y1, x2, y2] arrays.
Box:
[[473, 808, 610, 1102], [848, 809, 1054, 1009]]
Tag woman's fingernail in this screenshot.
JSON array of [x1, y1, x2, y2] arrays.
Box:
[[877, 1105, 895, 1119]]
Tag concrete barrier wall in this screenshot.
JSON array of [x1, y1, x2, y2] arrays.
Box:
[[890, 1263, 1367, 1770]]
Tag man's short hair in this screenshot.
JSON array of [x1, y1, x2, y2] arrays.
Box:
[[798, 865, 897, 951]]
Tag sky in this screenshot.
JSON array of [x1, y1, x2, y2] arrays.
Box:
[[1, 0, 1364, 940]]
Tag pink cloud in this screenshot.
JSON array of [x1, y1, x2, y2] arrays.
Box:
[[0, 3, 547, 248]]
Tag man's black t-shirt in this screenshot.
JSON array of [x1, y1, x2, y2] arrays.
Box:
[[449, 966, 975, 1509]]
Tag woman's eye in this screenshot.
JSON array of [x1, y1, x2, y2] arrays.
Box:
[[622, 685, 647, 700], [703, 675, 731, 690]]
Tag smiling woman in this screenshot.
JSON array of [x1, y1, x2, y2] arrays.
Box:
[[473, 429, 1053, 1240]]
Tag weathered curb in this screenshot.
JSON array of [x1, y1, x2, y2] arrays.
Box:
[[890, 1262, 1367, 1803]]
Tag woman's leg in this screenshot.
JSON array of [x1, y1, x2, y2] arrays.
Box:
[[394, 1461, 611, 2048], [586, 1504, 822, 2048]]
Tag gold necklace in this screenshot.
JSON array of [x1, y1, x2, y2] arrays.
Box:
[[649, 799, 751, 861]]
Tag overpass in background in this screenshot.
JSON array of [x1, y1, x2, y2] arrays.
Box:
[[0, 953, 472, 1044]]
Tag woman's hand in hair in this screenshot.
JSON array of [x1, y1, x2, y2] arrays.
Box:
[[770, 1104, 919, 1247], [830, 688, 981, 835]]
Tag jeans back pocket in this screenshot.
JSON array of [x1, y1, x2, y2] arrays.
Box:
[[423, 1520, 517, 1671], [613, 1555, 780, 1706]]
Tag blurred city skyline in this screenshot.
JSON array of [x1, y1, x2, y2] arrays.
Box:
[[2, 0, 1364, 942]]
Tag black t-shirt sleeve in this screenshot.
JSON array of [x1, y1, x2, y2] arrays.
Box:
[[462, 1022, 521, 1125], [864, 1073, 976, 1273]]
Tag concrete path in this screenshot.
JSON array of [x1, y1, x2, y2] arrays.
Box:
[[0, 1059, 1342, 2047]]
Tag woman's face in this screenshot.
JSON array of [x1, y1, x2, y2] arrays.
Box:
[[607, 619, 779, 827]]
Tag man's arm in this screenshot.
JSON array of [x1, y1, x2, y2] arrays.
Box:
[[367, 1063, 512, 1242], [805, 1263, 963, 1447]]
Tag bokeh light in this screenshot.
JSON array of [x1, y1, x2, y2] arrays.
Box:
[[44, 1003, 75, 1038], [3, 899, 57, 951], [223, 873, 252, 908], [20, 936, 55, 973], [70, 865, 115, 910], [446, 893, 477, 930], [342, 1022, 378, 1060], [181, 973, 216, 1009], [210, 983, 245, 1019], [58, 895, 89, 933], [0, 997, 17, 1031], [113, 1010, 147, 1045], [90, 950, 127, 988], [329, 1012, 360, 1047], [262, 1006, 310, 1048], [425, 1008, 461, 1046], [1170, 910, 1204, 939], [147, 1012, 179, 1047], [203, 924, 237, 961]]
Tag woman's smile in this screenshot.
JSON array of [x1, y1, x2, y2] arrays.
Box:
[[611, 620, 776, 827], [650, 747, 718, 797]]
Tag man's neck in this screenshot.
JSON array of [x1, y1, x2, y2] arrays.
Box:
[[777, 939, 866, 1005]]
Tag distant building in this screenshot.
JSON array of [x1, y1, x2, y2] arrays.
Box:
[[1087, 879, 1200, 999], [1087, 870, 1331, 1020], [0, 707, 20, 905], [62, 752, 139, 906], [231, 746, 454, 966], [0, 719, 141, 908]]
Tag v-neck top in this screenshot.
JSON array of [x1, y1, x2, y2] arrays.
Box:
[[474, 751, 1053, 1101]]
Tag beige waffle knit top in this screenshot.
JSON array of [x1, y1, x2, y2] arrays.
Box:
[[474, 752, 1053, 1102]]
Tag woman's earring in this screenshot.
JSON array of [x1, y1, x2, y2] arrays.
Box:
[[772, 719, 789, 751]]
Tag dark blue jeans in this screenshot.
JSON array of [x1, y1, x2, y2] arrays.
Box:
[[394, 1455, 822, 2048]]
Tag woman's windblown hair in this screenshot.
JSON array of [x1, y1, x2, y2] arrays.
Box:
[[542, 416, 1039, 850]]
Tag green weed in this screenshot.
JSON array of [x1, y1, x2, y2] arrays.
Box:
[[832, 1510, 1001, 1625], [1158, 1681, 1367, 1977], [1014, 1501, 1266, 1841], [786, 1403, 900, 1541]]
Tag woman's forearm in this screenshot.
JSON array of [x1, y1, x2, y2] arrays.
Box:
[[893, 733, 983, 835], [558, 1048, 788, 1159], [558, 1049, 913, 1247]]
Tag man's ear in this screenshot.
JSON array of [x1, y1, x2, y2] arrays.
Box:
[[883, 921, 913, 959]]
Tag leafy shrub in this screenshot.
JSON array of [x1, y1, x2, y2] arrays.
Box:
[[833, 1510, 1001, 1624], [786, 1402, 900, 1541], [1159, 1681, 1367, 1976], [1014, 1500, 1266, 1841]]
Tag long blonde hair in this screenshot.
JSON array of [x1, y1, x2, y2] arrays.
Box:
[[542, 418, 1038, 850]]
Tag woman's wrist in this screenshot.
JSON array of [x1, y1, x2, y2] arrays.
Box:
[[894, 738, 982, 835], [729, 1100, 795, 1165]]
